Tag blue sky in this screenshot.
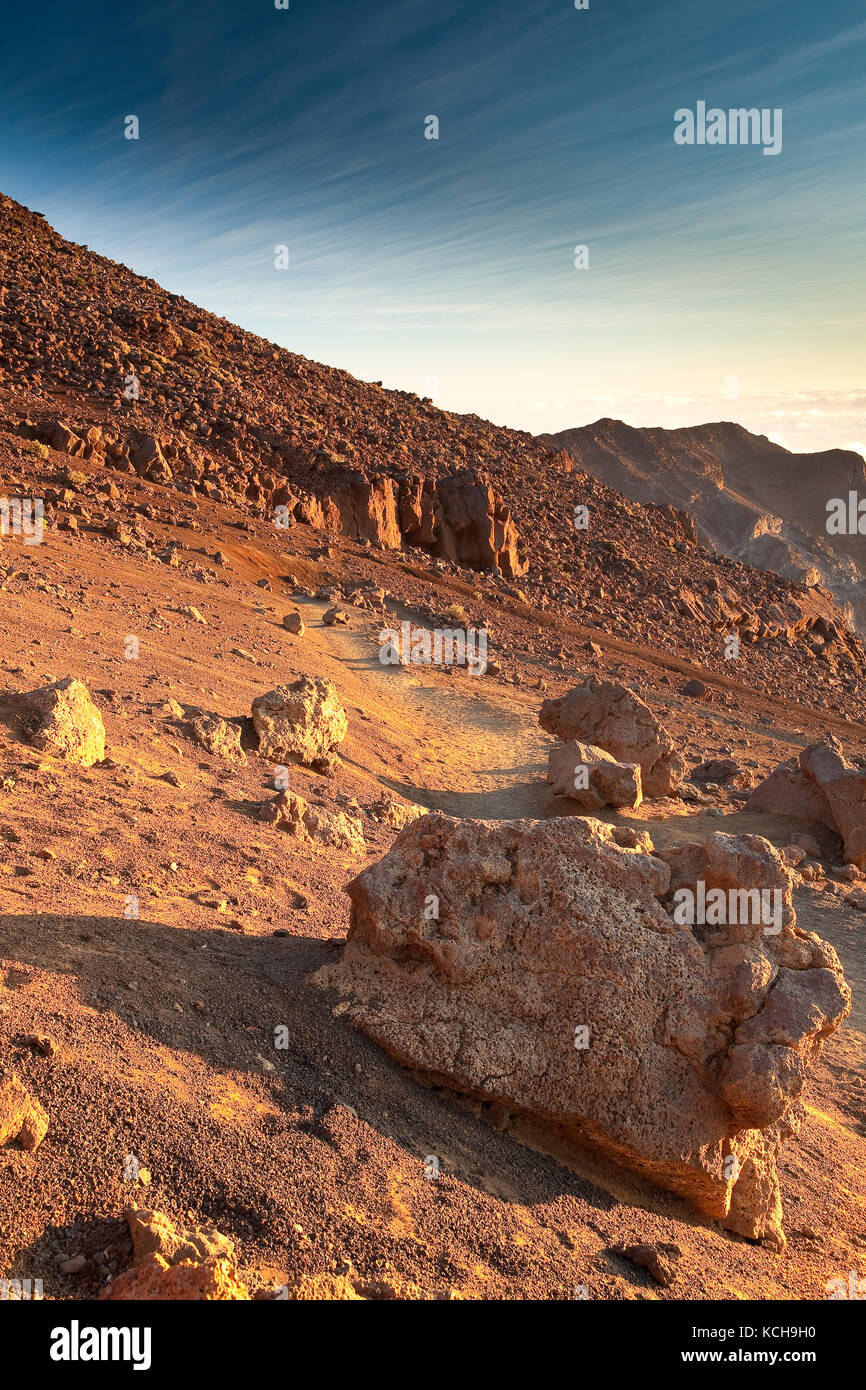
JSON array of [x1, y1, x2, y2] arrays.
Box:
[[1, 0, 864, 453]]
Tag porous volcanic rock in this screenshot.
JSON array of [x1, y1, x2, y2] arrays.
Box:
[[251, 676, 347, 767], [539, 678, 685, 797], [123, 1207, 236, 1267], [187, 713, 246, 762], [259, 789, 365, 854], [10, 675, 105, 766], [547, 739, 642, 810], [318, 814, 850, 1244], [656, 832, 797, 935]]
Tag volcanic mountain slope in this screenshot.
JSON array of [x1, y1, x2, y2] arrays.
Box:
[[546, 417, 866, 630], [0, 194, 865, 1302], [0, 409, 865, 1302], [0, 191, 864, 719]]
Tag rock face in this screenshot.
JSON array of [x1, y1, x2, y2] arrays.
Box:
[[318, 814, 849, 1244], [280, 467, 526, 577], [251, 676, 347, 768], [0, 1071, 49, 1151], [260, 790, 365, 854], [547, 739, 642, 810], [12, 676, 105, 766], [748, 737, 866, 866], [539, 678, 685, 798], [325, 470, 402, 549], [428, 471, 526, 577]]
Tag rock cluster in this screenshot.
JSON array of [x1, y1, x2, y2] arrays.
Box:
[[540, 678, 685, 798], [748, 737, 866, 866]]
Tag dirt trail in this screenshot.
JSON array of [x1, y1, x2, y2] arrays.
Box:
[[295, 596, 555, 819]]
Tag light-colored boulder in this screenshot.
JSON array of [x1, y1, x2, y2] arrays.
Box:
[[13, 675, 105, 766], [260, 790, 365, 854], [370, 792, 427, 830], [746, 757, 835, 827], [187, 713, 245, 762], [799, 741, 866, 867], [251, 676, 347, 768]]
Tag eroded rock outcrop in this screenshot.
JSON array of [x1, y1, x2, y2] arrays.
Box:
[[281, 467, 526, 576], [318, 814, 849, 1245], [539, 678, 685, 797]]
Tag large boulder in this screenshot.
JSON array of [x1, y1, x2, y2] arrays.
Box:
[[799, 741, 866, 867], [746, 756, 835, 828], [317, 814, 849, 1244], [11, 676, 105, 766], [251, 677, 347, 768], [539, 678, 685, 797], [547, 740, 642, 810]]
